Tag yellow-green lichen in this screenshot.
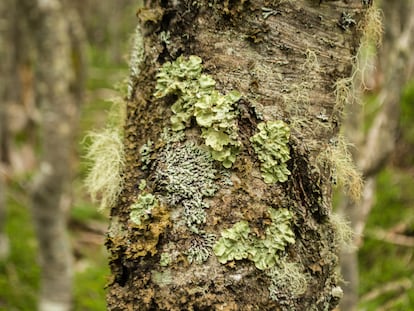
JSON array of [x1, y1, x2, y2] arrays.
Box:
[[138, 179, 147, 191], [154, 55, 241, 168], [160, 253, 172, 267], [84, 128, 125, 211], [130, 193, 159, 225], [267, 261, 308, 302], [250, 121, 291, 183], [213, 208, 295, 270]]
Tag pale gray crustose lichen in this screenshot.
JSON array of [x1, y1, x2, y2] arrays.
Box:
[[154, 142, 219, 262]]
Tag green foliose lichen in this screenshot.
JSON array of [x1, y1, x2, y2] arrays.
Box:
[[267, 261, 308, 302], [213, 208, 295, 270], [130, 192, 158, 225], [160, 253, 172, 267], [138, 179, 147, 191], [154, 55, 241, 168], [213, 220, 251, 262], [250, 121, 291, 183]]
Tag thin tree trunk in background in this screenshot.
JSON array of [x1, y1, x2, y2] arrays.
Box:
[[105, 1, 368, 310], [0, 0, 15, 260], [67, 6, 88, 108], [339, 1, 414, 310], [18, 0, 83, 309], [72, 0, 137, 64]]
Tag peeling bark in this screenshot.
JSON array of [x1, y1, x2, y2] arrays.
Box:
[[106, 1, 368, 310]]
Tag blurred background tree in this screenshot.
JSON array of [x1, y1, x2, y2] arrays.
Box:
[[0, 0, 139, 310], [338, 1, 414, 310], [0, 0, 413, 310]]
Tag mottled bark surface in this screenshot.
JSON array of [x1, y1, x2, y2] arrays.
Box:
[[107, 1, 367, 310], [18, 0, 81, 310], [0, 0, 15, 260]]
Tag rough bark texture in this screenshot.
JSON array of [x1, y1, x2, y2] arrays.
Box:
[[18, 0, 82, 310], [107, 1, 368, 310]]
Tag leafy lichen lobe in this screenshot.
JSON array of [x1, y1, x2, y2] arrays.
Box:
[[129, 192, 158, 226], [250, 120, 291, 183], [213, 207, 295, 270], [154, 55, 241, 168]]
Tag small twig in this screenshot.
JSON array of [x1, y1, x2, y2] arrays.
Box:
[[376, 293, 408, 311], [367, 228, 414, 247], [360, 278, 412, 302]]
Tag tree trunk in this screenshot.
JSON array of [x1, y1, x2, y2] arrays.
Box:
[[0, 0, 15, 260], [18, 0, 84, 310], [105, 1, 369, 310]]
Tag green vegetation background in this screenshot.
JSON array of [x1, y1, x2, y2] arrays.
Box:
[[357, 84, 414, 310], [1, 4, 414, 311], [0, 46, 126, 310]]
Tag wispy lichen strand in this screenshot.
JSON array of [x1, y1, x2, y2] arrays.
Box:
[[154, 55, 241, 167], [84, 128, 124, 211]]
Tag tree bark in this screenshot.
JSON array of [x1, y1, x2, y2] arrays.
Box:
[[18, 0, 83, 310], [106, 1, 368, 310], [0, 0, 15, 260]]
